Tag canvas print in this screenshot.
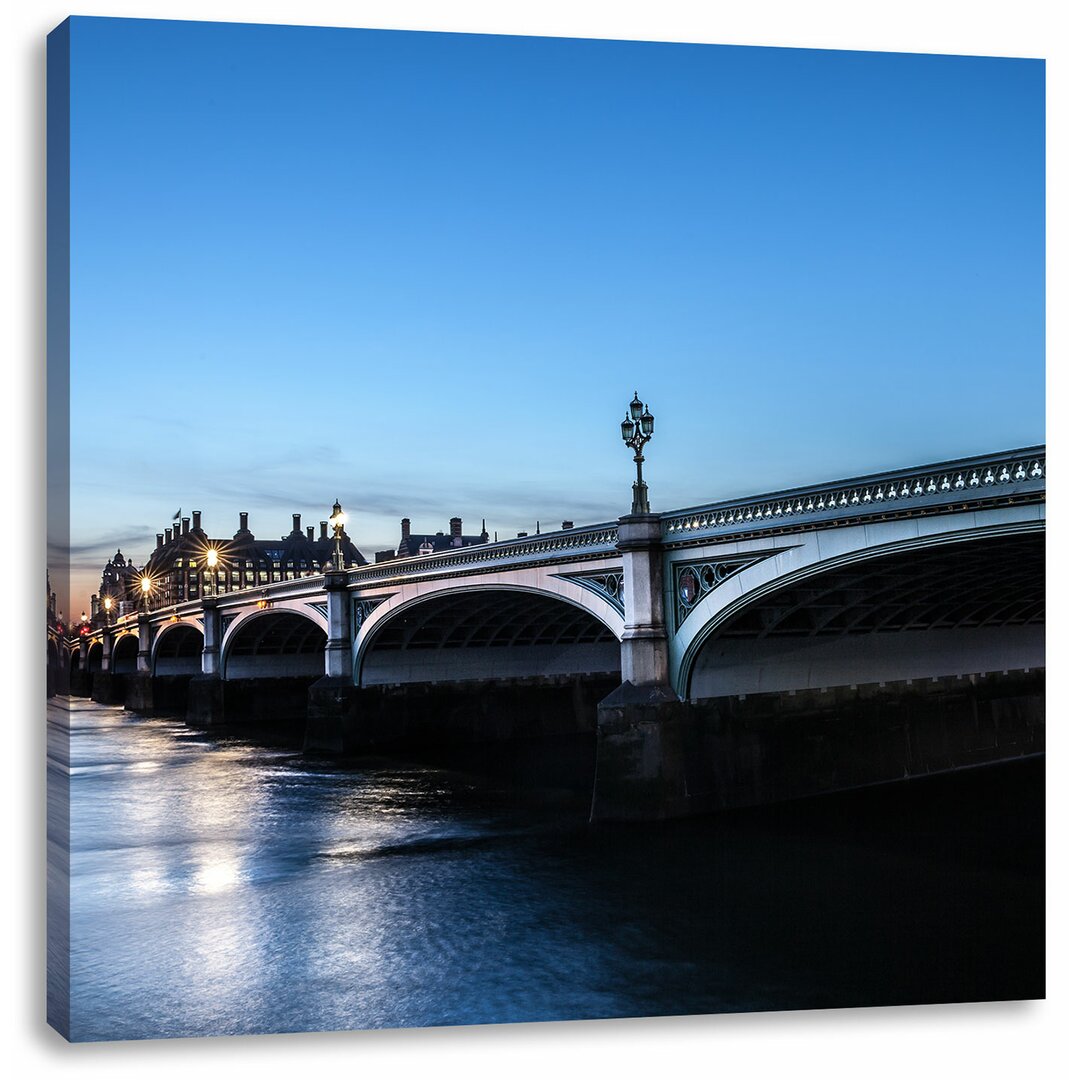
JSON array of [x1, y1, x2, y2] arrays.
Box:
[[46, 16, 1045, 1042]]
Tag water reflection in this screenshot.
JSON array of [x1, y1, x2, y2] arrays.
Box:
[[52, 698, 1044, 1042]]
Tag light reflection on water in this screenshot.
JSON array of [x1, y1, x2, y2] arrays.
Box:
[[50, 699, 1044, 1042]]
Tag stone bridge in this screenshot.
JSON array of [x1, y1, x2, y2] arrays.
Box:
[[65, 445, 1045, 820]]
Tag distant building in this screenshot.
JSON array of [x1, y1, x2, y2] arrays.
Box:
[[96, 510, 367, 611], [389, 517, 490, 560], [90, 549, 143, 622]]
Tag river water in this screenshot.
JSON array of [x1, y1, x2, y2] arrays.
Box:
[[49, 698, 1044, 1042]]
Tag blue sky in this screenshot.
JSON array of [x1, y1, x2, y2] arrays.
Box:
[[63, 16, 1044, 612]]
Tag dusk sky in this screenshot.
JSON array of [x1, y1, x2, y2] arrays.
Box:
[[62, 16, 1044, 614]]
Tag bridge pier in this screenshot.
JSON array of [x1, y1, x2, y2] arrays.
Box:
[[305, 570, 357, 752], [592, 513, 698, 821], [124, 674, 154, 711], [69, 640, 91, 696], [124, 614, 156, 712], [90, 629, 124, 704], [304, 676, 359, 753], [615, 514, 669, 686], [188, 597, 225, 726], [592, 681, 695, 820], [187, 675, 225, 727], [90, 672, 123, 704]]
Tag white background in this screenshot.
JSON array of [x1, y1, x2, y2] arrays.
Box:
[[4, 2, 1076, 1077]]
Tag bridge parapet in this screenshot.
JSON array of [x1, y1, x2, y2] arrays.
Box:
[[662, 447, 1045, 546], [343, 523, 621, 586]]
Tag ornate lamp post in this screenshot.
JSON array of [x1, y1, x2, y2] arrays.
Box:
[[620, 391, 655, 515], [329, 500, 347, 571], [102, 595, 113, 627], [140, 575, 153, 612]]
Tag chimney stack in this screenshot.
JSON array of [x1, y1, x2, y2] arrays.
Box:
[[307, 526, 315, 541], [156, 534, 164, 548], [239, 512, 249, 532], [172, 524, 180, 541], [401, 518, 411, 539], [192, 510, 202, 532], [182, 516, 190, 535], [320, 521, 328, 540], [292, 513, 302, 534], [450, 517, 462, 544]]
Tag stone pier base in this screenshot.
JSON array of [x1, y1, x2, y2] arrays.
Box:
[[590, 682, 694, 822], [187, 675, 225, 728], [304, 674, 618, 760], [305, 676, 359, 754], [68, 670, 92, 698], [591, 671, 1045, 822], [90, 672, 124, 705], [124, 673, 155, 714]]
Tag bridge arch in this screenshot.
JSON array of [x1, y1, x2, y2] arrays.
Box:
[[354, 584, 622, 687], [86, 641, 104, 673], [112, 632, 140, 674], [222, 609, 327, 680], [152, 622, 204, 676], [677, 525, 1045, 700]]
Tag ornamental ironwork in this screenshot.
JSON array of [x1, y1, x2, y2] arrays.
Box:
[[671, 555, 779, 628], [354, 595, 394, 636], [555, 571, 625, 616]]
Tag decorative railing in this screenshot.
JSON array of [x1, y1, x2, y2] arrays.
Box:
[[662, 447, 1045, 542]]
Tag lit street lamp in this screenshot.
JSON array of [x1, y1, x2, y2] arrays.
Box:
[[204, 548, 219, 597], [102, 595, 113, 626], [620, 391, 655, 515], [329, 500, 347, 571], [140, 575, 153, 612]]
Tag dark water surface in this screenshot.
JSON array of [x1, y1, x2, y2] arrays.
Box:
[[50, 699, 1044, 1042]]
